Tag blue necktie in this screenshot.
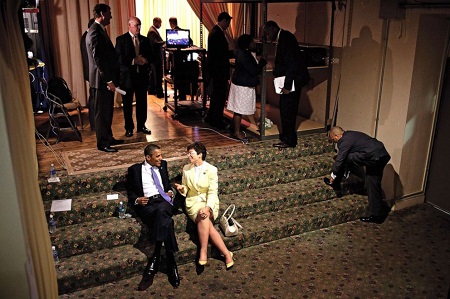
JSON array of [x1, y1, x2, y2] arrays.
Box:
[[151, 167, 173, 205]]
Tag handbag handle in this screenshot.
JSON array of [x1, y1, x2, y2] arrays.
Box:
[[222, 204, 235, 221]]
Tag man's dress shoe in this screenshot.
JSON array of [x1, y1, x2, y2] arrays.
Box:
[[167, 265, 180, 288], [137, 273, 155, 291], [125, 130, 133, 137], [323, 177, 343, 198], [359, 215, 386, 224], [273, 142, 295, 148], [98, 146, 118, 153], [137, 127, 152, 134], [110, 138, 124, 146]]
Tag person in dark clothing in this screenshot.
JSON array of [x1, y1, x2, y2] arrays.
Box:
[[325, 126, 391, 224], [80, 18, 95, 131], [168, 16, 194, 101], [147, 17, 165, 98], [227, 34, 266, 140], [263, 20, 310, 148], [127, 144, 180, 290], [205, 11, 233, 129], [115, 16, 152, 137], [86, 4, 124, 152]]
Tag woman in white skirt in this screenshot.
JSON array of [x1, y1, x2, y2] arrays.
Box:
[[227, 34, 266, 140]]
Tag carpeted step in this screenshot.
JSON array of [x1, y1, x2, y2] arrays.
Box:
[[44, 191, 128, 227], [56, 194, 367, 294], [39, 134, 333, 201], [48, 174, 365, 259], [218, 152, 334, 194], [42, 151, 337, 230]]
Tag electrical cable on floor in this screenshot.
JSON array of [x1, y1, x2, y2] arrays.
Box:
[[173, 118, 249, 144], [35, 128, 67, 170], [149, 92, 248, 144]]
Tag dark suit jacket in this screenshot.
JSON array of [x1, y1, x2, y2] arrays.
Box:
[[232, 49, 265, 87], [80, 30, 89, 81], [85, 22, 119, 90], [147, 26, 164, 65], [273, 29, 309, 90], [127, 160, 171, 210], [332, 131, 390, 177], [207, 24, 232, 80], [115, 32, 151, 89]]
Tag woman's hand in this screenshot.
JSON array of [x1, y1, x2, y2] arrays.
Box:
[[199, 207, 212, 219], [174, 183, 185, 194]]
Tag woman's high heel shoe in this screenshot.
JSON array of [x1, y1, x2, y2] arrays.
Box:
[[198, 260, 207, 266], [226, 252, 234, 270]]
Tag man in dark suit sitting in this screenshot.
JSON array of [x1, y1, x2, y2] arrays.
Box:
[[86, 3, 124, 152], [325, 126, 391, 224], [127, 144, 180, 290], [115, 16, 152, 138]]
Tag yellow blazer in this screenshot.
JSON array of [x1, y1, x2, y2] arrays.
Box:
[[179, 161, 220, 222]]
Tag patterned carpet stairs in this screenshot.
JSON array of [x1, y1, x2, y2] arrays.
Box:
[[39, 133, 368, 295]]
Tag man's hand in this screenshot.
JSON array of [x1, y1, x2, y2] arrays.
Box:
[[136, 196, 149, 206], [107, 82, 116, 92], [280, 87, 290, 94]]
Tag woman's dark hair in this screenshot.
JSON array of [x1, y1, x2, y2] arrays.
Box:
[[237, 34, 253, 50], [187, 142, 207, 160]]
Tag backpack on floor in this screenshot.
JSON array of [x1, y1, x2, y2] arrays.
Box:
[[48, 77, 73, 104]]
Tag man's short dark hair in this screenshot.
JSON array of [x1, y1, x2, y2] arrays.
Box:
[[218, 11, 232, 22], [144, 144, 161, 156], [264, 20, 280, 31], [93, 4, 110, 19], [169, 17, 177, 26]]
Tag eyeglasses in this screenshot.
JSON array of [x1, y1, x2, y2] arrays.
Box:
[[187, 151, 197, 157]]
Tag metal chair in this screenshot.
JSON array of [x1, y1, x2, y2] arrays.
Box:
[[40, 78, 82, 143]]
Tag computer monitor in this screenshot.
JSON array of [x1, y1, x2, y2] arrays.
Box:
[[166, 29, 190, 49]]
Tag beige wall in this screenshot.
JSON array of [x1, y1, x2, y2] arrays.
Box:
[[266, 2, 450, 207]]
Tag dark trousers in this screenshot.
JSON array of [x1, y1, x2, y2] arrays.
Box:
[[136, 195, 178, 252], [279, 89, 301, 146], [149, 63, 163, 95], [208, 76, 228, 125], [93, 88, 114, 149], [122, 85, 148, 131], [88, 86, 95, 131], [347, 154, 390, 216]]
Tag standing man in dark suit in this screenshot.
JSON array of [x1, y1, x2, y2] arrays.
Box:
[[168, 16, 194, 101], [115, 16, 152, 138], [86, 3, 124, 152], [127, 144, 180, 290], [325, 126, 391, 224], [205, 11, 233, 129], [80, 18, 95, 131], [147, 17, 165, 98], [263, 20, 310, 148]]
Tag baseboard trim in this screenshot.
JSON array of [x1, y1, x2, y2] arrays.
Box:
[[392, 193, 425, 211]]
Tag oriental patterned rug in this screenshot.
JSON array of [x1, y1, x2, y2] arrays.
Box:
[[62, 137, 192, 175]]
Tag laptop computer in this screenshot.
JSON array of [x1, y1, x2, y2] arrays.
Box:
[[166, 29, 190, 49]]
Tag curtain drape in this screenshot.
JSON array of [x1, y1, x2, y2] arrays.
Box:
[[40, 0, 135, 106], [186, 0, 248, 49], [0, 0, 58, 297]]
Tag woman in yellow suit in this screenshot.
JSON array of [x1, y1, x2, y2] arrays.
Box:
[[175, 142, 234, 269]]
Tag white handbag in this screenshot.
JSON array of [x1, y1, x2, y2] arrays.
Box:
[[219, 204, 243, 237]]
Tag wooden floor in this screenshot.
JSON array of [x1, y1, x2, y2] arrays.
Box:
[[34, 95, 244, 175], [34, 93, 325, 175]]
